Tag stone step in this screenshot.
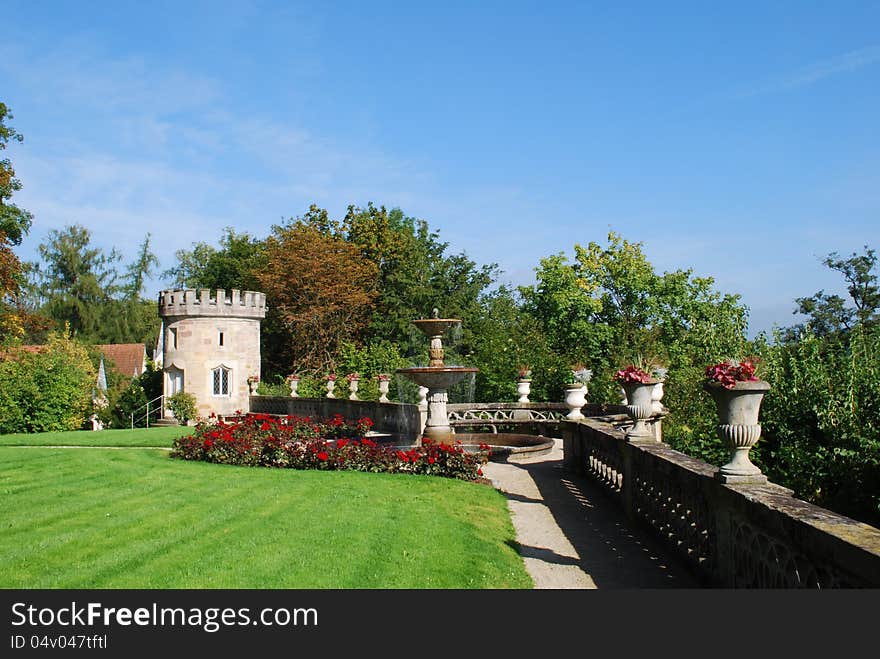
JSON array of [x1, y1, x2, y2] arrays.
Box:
[[148, 418, 180, 427]]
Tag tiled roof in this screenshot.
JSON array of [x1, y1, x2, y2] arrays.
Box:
[[95, 344, 147, 378]]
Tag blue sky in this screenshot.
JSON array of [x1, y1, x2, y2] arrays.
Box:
[[2, 1, 879, 337]]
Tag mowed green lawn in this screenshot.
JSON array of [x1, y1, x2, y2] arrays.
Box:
[[0, 426, 192, 447], [0, 445, 532, 589]]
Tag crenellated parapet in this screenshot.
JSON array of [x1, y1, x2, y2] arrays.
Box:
[[158, 289, 267, 319]]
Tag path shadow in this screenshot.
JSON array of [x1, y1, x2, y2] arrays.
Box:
[[495, 445, 700, 589], [506, 540, 584, 567]]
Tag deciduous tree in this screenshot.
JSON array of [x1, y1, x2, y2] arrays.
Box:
[[0, 101, 41, 343], [162, 227, 265, 292], [257, 220, 378, 373], [790, 245, 879, 339]]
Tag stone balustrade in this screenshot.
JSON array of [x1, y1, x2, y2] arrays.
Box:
[[445, 402, 665, 439], [562, 417, 880, 587]]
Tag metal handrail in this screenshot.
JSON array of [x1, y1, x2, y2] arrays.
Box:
[[130, 394, 165, 429]]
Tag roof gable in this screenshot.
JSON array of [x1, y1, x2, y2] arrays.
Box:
[[95, 344, 147, 378]]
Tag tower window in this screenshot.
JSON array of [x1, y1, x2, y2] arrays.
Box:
[[212, 366, 230, 396], [218, 331, 224, 346], [169, 327, 178, 349]]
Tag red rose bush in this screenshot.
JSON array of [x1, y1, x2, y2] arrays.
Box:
[[170, 413, 487, 481]]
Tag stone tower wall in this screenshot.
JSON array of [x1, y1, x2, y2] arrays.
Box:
[[158, 289, 267, 419]]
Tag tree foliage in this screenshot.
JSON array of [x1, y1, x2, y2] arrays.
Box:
[[257, 219, 378, 373], [162, 227, 265, 292], [790, 246, 880, 339], [467, 285, 567, 403], [27, 224, 160, 345], [755, 326, 880, 526], [521, 231, 748, 380], [342, 203, 497, 353], [520, 231, 750, 463], [0, 102, 32, 247], [756, 246, 880, 525], [0, 101, 40, 343], [0, 327, 95, 433], [164, 203, 498, 382]]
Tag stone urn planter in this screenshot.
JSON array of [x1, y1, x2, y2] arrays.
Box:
[[326, 377, 336, 398], [347, 376, 360, 400], [621, 380, 657, 441], [516, 379, 532, 404], [247, 377, 259, 395], [377, 377, 390, 403], [564, 384, 587, 420], [287, 377, 299, 398], [704, 380, 771, 484]]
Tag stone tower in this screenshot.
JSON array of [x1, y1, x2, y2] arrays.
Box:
[[158, 289, 267, 419]]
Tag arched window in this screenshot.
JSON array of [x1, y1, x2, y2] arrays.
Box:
[[212, 366, 230, 396]]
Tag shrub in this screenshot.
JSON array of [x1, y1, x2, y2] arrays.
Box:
[[170, 413, 486, 481], [0, 329, 95, 433], [109, 380, 148, 428], [166, 391, 198, 425], [754, 327, 880, 526]]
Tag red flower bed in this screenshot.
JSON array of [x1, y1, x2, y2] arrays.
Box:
[[170, 413, 486, 481]]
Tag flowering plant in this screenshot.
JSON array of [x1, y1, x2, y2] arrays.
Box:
[[169, 413, 483, 481], [346, 372, 360, 382], [286, 373, 299, 381], [613, 365, 653, 384], [326, 373, 337, 381], [377, 373, 391, 382], [563, 362, 591, 385], [572, 364, 592, 384], [705, 359, 759, 389], [247, 375, 260, 384], [517, 366, 532, 380]]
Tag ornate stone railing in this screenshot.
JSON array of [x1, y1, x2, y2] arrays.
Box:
[[562, 418, 880, 587], [447, 402, 569, 433], [447, 402, 665, 442]]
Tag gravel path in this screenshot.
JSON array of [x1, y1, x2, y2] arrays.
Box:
[[481, 438, 699, 589]]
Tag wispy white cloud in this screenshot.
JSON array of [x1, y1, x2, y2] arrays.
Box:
[[4, 36, 444, 284], [734, 44, 880, 98]]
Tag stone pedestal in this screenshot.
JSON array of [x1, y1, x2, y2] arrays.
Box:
[[424, 389, 454, 444]]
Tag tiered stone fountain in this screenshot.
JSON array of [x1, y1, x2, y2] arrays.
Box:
[[396, 310, 554, 461], [396, 310, 477, 444]]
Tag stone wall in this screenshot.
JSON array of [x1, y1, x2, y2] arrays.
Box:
[[249, 396, 421, 445], [562, 418, 880, 587]]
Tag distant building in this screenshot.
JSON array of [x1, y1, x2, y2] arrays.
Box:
[[94, 343, 148, 380]]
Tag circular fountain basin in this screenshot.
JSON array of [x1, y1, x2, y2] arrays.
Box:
[[454, 433, 556, 463], [395, 366, 478, 389]]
